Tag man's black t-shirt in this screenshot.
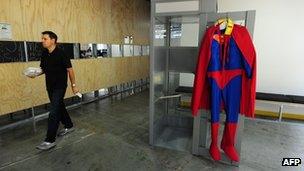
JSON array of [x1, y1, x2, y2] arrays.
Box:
[[40, 46, 72, 90]]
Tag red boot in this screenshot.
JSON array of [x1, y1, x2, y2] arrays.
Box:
[[209, 123, 221, 161], [222, 123, 240, 162], [220, 123, 227, 150]]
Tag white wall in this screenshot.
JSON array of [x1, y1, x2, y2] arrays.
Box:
[[156, 0, 304, 96], [218, 0, 304, 96]]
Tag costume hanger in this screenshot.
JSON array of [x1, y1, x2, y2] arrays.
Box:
[[219, 20, 227, 30], [216, 14, 234, 35], [219, 13, 229, 30]]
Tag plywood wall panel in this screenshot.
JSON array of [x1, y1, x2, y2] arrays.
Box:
[[0, 57, 149, 115], [94, 0, 112, 43], [0, 0, 150, 115], [133, 0, 150, 45], [0, 62, 33, 114], [0, 0, 25, 40], [110, 0, 126, 44], [0, 0, 149, 43], [29, 62, 49, 107], [21, 0, 80, 42], [68, 57, 150, 97]]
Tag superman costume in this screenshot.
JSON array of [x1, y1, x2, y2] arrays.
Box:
[[191, 19, 256, 162]]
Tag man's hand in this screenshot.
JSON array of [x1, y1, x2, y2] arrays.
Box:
[[72, 86, 79, 95]]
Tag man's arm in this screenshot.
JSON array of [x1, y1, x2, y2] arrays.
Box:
[[67, 67, 78, 94]]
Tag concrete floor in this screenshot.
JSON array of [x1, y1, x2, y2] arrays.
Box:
[[0, 91, 304, 171]]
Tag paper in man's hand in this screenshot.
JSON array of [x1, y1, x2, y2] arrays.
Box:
[[23, 67, 43, 77]]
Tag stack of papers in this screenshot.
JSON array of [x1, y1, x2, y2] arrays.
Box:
[[23, 67, 43, 77]]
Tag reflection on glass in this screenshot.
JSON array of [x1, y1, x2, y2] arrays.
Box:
[[73, 43, 80, 59], [134, 45, 141, 56], [123, 45, 133, 57], [96, 44, 108, 57], [111, 44, 122, 57], [154, 24, 167, 46], [142, 46, 149, 56], [170, 16, 199, 47], [171, 23, 182, 38], [80, 43, 93, 58]]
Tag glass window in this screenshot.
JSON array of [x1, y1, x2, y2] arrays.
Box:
[[154, 24, 167, 46], [123, 45, 134, 57], [170, 16, 199, 47], [80, 43, 93, 58], [134, 45, 141, 56], [142, 46, 148, 56], [96, 44, 108, 57], [111, 44, 122, 57]]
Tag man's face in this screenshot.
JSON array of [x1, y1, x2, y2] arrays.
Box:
[[41, 34, 55, 48]]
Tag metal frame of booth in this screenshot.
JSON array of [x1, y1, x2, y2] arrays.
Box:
[[149, 0, 255, 166]]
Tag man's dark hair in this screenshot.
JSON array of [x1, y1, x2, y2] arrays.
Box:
[[42, 31, 58, 43]]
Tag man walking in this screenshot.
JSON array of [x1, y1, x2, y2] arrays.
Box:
[[29, 31, 78, 150]]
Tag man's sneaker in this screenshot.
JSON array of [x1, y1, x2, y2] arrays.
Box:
[[36, 141, 56, 150], [57, 127, 75, 137]]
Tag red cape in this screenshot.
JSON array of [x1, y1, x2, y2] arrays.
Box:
[[191, 24, 257, 117]]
